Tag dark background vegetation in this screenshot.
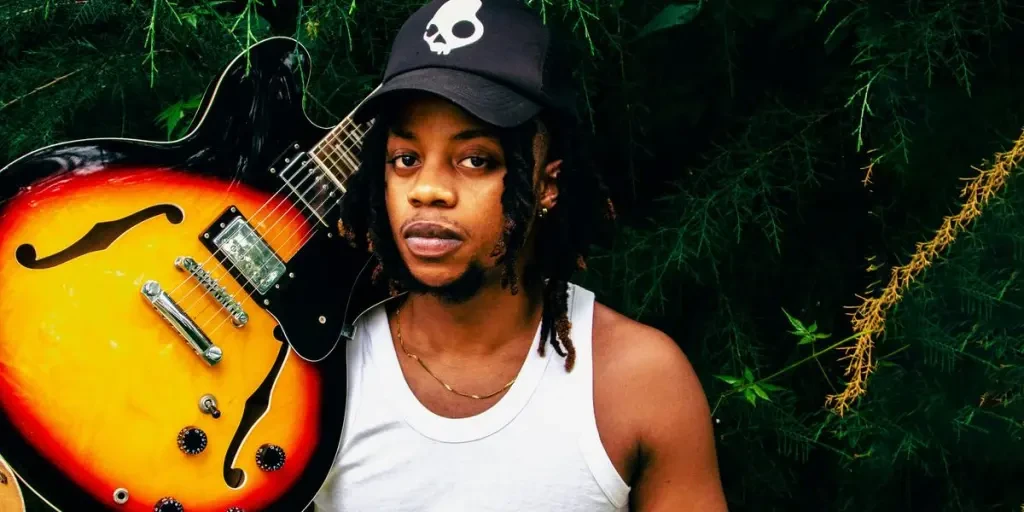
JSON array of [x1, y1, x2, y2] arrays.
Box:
[[3, 0, 1024, 510]]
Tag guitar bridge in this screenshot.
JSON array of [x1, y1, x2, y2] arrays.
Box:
[[141, 280, 223, 365], [175, 256, 249, 327]]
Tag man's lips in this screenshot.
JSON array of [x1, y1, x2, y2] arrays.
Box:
[[402, 221, 465, 258], [402, 221, 464, 240]]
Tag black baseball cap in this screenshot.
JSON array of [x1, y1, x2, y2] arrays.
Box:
[[353, 0, 576, 128]]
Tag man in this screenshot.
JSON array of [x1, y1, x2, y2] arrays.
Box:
[[313, 0, 728, 510]]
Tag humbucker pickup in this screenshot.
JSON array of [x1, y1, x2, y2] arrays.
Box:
[[200, 206, 289, 301]]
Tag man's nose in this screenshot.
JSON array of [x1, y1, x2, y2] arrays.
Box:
[[407, 158, 457, 208]]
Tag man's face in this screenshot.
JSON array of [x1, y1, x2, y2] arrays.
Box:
[[383, 95, 514, 297]]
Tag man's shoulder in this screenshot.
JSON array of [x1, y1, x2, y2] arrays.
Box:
[[589, 301, 726, 509], [591, 301, 699, 388], [590, 300, 711, 447]]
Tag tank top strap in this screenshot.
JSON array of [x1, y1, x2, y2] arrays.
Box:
[[313, 282, 631, 512], [566, 283, 631, 509]]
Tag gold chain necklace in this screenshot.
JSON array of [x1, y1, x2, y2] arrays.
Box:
[[395, 305, 516, 400]]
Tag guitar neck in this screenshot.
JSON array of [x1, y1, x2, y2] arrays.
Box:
[[269, 117, 372, 227], [310, 117, 371, 193]]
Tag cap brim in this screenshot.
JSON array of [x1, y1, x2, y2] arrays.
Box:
[[353, 67, 541, 128]]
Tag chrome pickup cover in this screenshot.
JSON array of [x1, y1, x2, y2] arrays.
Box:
[[212, 216, 286, 295]]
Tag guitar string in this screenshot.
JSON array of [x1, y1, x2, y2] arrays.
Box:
[[185, 118, 367, 337], [171, 113, 362, 310], [175, 151, 330, 319], [202, 121, 366, 338], [167, 116, 364, 329], [164, 126, 343, 303], [171, 151, 327, 316], [177, 117, 363, 329], [200, 121, 367, 334]]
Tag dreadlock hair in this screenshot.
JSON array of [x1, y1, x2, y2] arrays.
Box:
[[337, 96, 616, 372]]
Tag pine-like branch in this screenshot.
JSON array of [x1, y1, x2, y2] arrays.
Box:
[[827, 127, 1024, 416]]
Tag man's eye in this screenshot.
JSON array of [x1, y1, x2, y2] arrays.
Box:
[[391, 155, 418, 168], [460, 156, 489, 168]]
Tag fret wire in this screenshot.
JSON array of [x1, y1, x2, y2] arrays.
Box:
[[327, 118, 354, 151], [333, 142, 358, 180], [336, 133, 361, 176], [309, 121, 343, 163], [342, 134, 362, 180], [330, 140, 349, 172], [325, 138, 352, 180], [310, 116, 373, 189], [314, 142, 347, 188], [324, 118, 350, 148], [342, 129, 364, 178], [317, 139, 341, 173], [327, 143, 348, 182]]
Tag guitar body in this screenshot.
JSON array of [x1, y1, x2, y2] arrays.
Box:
[[0, 37, 383, 511], [0, 455, 26, 512]]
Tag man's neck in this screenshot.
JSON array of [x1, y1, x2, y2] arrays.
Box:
[[400, 280, 545, 358]]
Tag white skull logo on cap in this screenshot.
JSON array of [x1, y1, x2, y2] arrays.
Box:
[[423, 0, 485, 55]]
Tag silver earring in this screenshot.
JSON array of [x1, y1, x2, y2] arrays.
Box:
[[539, 207, 548, 218]]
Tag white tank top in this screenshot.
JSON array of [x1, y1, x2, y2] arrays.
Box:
[[313, 283, 631, 511]]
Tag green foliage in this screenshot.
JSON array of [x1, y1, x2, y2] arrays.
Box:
[[155, 93, 203, 139], [782, 308, 831, 346], [3, 0, 1024, 510], [634, 2, 702, 40]]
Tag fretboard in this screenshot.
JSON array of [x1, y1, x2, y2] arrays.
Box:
[[310, 117, 371, 190], [275, 117, 372, 227]]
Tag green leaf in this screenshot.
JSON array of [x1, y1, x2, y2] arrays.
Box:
[[744, 388, 757, 406], [752, 385, 771, 401], [744, 367, 755, 382], [155, 103, 184, 140], [759, 383, 786, 392], [714, 374, 743, 386], [634, 3, 701, 40], [156, 94, 203, 140], [782, 307, 806, 332]]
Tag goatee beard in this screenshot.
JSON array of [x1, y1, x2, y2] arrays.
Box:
[[396, 260, 488, 304]]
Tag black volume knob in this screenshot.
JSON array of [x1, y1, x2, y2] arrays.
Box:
[[255, 443, 286, 472], [177, 426, 207, 455], [154, 497, 184, 512]]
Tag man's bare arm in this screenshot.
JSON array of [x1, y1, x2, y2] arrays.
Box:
[[605, 318, 729, 512]]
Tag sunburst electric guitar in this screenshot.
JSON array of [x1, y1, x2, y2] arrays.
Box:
[[0, 37, 386, 511]]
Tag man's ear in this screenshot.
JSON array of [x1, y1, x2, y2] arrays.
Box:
[[537, 158, 562, 211]]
